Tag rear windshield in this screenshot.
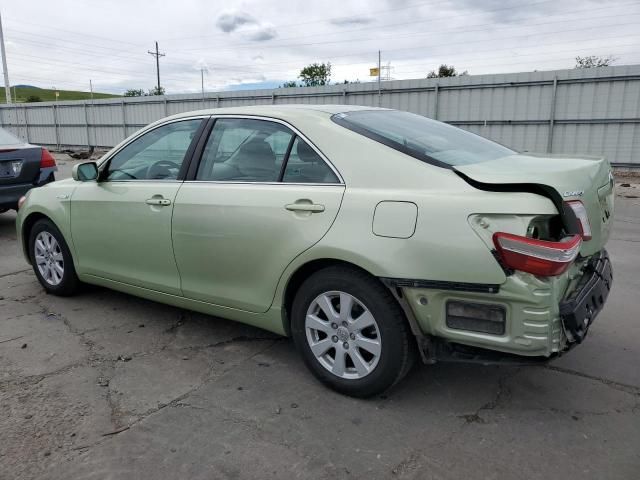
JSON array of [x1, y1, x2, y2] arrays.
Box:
[[332, 110, 514, 167], [0, 128, 23, 146]]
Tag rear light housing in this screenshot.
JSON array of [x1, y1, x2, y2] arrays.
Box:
[[565, 200, 592, 240], [40, 148, 57, 168], [493, 232, 582, 277]]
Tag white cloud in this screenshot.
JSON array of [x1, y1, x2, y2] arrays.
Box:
[[2, 0, 638, 94]]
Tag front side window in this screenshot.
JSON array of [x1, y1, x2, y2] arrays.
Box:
[[105, 119, 202, 181], [332, 110, 514, 167]]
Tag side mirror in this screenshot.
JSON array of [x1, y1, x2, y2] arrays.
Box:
[[72, 161, 99, 182]]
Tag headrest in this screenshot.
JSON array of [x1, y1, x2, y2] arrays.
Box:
[[296, 140, 319, 163]]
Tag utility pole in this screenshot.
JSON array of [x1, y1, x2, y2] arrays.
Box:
[[89, 79, 94, 102], [148, 41, 165, 93], [377, 50, 381, 107], [201, 67, 205, 102], [0, 11, 12, 104]]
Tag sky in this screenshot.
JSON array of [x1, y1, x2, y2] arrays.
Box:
[[2, 0, 640, 94]]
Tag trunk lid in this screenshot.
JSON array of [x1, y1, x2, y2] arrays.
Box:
[[0, 145, 42, 186], [455, 153, 614, 256]]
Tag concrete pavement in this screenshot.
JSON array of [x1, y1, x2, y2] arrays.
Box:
[[0, 156, 638, 479]]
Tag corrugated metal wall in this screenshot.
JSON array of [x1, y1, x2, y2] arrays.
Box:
[[1, 65, 639, 166]]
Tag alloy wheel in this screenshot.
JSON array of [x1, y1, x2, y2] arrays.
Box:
[[305, 291, 382, 379], [34, 231, 64, 286]]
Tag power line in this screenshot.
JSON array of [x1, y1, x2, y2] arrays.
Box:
[[7, 35, 639, 94], [10, 38, 639, 94], [9, 17, 639, 81], [5, 2, 638, 77]]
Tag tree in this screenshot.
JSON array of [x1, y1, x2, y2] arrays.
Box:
[[280, 81, 298, 88], [427, 64, 461, 78], [147, 86, 165, 96], [124, 88, 144, 97], [299, 62, 332, 87], [26, 95, 42, 102], [575, 55, 616, 69]]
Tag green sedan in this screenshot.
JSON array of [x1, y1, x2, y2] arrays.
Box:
[[15, 105, 614, 397]]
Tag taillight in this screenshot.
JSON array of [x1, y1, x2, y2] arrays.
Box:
[[40, 148, 57, 168], [565, 200, 592, 241], [493, 232, 582, 277]]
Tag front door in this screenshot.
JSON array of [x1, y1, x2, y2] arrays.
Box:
[[172, 117, 345, 312], [70, 118, 204, 295]]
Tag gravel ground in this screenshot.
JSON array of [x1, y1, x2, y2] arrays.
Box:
[[0, 155, 639, 480]]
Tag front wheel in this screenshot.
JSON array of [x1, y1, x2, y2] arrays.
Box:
[[29, 218, 80, 296], [291, 266, 415, 398]]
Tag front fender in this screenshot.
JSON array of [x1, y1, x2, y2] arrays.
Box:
[[16, 180, 78, 265]]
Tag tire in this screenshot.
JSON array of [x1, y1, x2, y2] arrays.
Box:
[[28, 218, 80, 296], [291, 266, 415, 398]]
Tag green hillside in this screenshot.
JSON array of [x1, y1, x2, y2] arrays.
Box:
[[0, 86, 119, 103]]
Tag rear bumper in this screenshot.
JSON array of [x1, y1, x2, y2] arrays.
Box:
[[0, 168, 55, 209], [560, 250, 612, 343], [392, 249, 612, 359], [0, 183, 32, 209]]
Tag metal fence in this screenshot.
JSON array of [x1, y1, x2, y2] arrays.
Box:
[[1, 65, 639, 166]]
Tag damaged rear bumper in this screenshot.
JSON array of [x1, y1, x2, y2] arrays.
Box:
[[560, 250, 612, 344], [383, 249, 612, 363]]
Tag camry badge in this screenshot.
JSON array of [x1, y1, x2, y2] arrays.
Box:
[[563, 190, 584, 197]]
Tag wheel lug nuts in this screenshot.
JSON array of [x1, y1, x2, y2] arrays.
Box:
[[331, 335, 338, 343], [343, 342, 349, 349], [350, 333, 355, 340], [331, 323, 338, 330], [341, 321, 348, 327]]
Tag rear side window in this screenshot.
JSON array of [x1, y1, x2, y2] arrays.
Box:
[[282, 137, 339, 184], [332, 110, 514, 167], [0, 128, 23, 145]]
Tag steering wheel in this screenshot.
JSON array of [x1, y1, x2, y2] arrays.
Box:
[[147, 160, 181, 179]]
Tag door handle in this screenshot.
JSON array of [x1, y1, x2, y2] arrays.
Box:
[[145, 197, 172, 206], [285, 202, 325, 213]]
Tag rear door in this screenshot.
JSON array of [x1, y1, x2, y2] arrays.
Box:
[[172, 116, 345, 313], [70, 117, 205, 295]]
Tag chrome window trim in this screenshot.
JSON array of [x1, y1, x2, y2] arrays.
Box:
[[100, 179, 184, 184], [182, 180, 344, 187], [200, 114, 345, 185]]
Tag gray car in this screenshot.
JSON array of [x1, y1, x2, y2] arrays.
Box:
[[0, 128, 57, 213]]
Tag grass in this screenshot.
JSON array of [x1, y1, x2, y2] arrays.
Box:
[[0, 86, 119, 103]]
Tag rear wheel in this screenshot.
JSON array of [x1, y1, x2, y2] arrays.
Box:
[[291, 266, 415, 397], [29, 218, 80, 296]]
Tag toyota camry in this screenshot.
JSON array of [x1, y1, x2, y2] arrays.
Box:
[[15, 105, 614, 397]]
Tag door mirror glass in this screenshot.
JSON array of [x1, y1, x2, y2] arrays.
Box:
[[72, 161, 98, 182]]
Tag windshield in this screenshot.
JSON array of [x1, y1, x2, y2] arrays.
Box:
[[0, 128, 24, 146], [332, 110, 514, 167]]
